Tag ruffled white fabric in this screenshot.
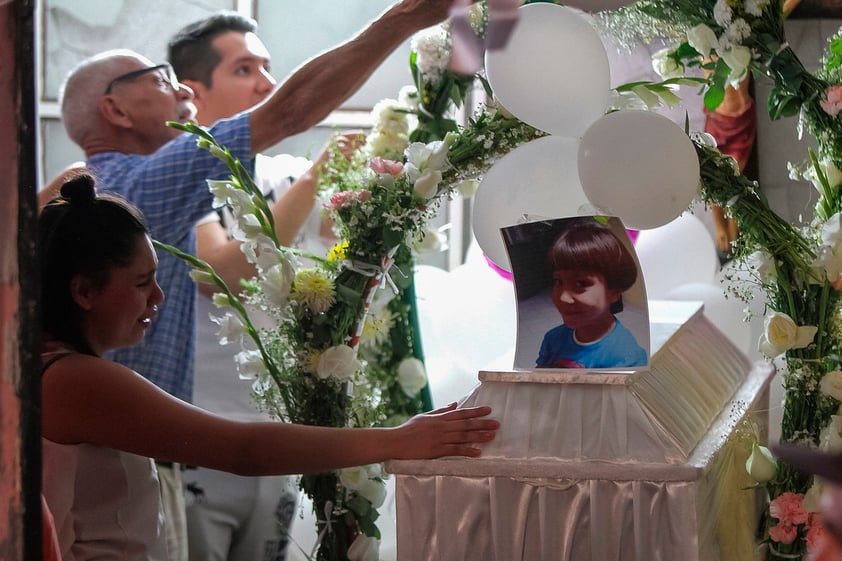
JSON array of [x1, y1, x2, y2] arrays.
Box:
[[388, 302, 772, 561]]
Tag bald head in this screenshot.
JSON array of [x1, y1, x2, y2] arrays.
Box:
[[60, 50, 153, 146], [60, 49, 196, 156]]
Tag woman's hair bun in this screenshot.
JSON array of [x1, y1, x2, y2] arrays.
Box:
[[60, 174, 97, 205]]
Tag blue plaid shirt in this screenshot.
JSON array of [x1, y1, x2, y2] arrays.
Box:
[[89, 115, 252, 402]]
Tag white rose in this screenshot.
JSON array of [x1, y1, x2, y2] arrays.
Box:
[[397, 357, 428, 397], [454, 178, 480, 198], [316, 345, 362, 380], [347, 534, 380, 561], [718, 45, 752, 87], [261, 261, 294, 308], [651, 48, 684, 79], [412, 226, 448, 254], [757, 312, 817, 358], [745, 442, 777, 483], [687, 24, 718, 57], [821, 371, 842, 401], [234, 349, 267, 380], [339, 465, 368, 491], [357, 478, 387, 508]]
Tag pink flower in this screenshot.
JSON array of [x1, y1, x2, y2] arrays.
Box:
[[369, 157, 404, 176], [771, 492, 810, 526], [806, 513, 826, 552], [820, 85, 842, 117], [324, 190, 371, 211], [769, 523, 798, 544]]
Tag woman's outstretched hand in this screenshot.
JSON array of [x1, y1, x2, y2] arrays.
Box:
[[393, 402, 499, 460]]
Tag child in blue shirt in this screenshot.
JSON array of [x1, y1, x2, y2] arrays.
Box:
[[536, 219, 647, 369]]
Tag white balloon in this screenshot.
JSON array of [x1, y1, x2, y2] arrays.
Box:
[[562, 0, 637, 11], [472, 136, 590, 271], [577, 110, 700, 229], [485, 3, 610, 137], [664, 282, 751, 356], [635, 213, 717, 299]]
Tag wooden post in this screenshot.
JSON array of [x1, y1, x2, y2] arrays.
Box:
[[0, 1, 40, 560]]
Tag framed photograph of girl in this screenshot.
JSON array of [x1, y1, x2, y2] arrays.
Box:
[[502, 216, 650, 371]]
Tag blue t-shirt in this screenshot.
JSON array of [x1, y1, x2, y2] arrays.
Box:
[[88, 115, 253, 402], [536, 318, 647, 369]]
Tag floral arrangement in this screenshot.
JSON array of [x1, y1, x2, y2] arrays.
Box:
[[601, 1, 842, 559], [160, 14, 540, 557]]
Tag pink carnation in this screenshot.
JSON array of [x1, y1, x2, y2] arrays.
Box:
[[770, 492, 809, 526], [820, 85, 842, 117], [369, 157, 404, 176], [806, 513, 826, 552], [324, 189, 371, 211], [769, 523, 798, 544]]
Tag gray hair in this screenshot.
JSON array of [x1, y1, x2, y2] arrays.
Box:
[[59, 49, 152, 146]]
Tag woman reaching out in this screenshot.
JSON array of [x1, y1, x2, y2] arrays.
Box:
[[39, 174, 498, 560]]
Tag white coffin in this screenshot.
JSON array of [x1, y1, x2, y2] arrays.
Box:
[[387, 301, 773, 561]]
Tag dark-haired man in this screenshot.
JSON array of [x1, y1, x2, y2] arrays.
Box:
[[166, 12, 360, 561]]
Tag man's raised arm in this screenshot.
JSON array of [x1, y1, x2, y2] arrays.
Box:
[[249, 0, 460, 154]]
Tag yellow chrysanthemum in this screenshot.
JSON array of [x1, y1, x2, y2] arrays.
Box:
[[327, 241, 349, 263], [291, 268, 336, 314], [303, 350, 321, 375]]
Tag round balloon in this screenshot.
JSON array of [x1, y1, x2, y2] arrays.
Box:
[[472, 135, 590, 271], [634, 213, 717, 299], [577, 110, 700, 229], [485, 3, 610, 138]]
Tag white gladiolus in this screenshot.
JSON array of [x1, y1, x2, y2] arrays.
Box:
[[234, 349, 268, 380], [261, 260, 295, 308], [232, 213, 264, 242], [207, 179, 235, 208], [212, 292, 234, 309], [188, 269, 215, 285], [210, 312, 244, 345], [747, 251, 777, 284], [316, 345, 362, 380]]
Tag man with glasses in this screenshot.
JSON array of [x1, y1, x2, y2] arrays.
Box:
[[59, 2, 464, 559]]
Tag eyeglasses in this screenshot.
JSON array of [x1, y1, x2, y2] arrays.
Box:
[[104, 63, 180, 95]]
